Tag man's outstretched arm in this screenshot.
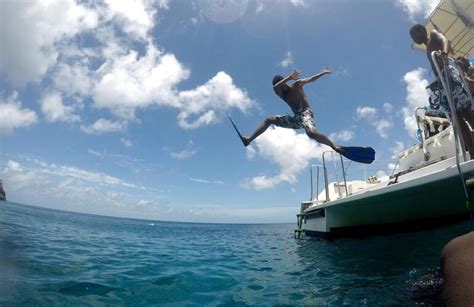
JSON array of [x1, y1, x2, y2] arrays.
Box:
[[273, 70, 301, 89], [295, 68, 332, 86]]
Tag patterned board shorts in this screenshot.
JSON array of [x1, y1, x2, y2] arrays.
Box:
[[274, 109, 316, 130], [438, 58, 472, 118]]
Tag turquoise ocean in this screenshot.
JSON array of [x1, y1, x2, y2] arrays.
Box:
[[1, 201, 473, 305]]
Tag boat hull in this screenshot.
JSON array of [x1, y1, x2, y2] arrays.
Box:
[[303, 159, 474, 236]]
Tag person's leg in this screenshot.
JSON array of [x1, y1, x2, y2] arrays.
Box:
[[305, 128, 342, 152], [457, 110, 474, 159], [243, 116, 279, 146]]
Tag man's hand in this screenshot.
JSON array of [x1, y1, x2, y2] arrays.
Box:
[[323, 67, 332, 75], [289, 70, 301, 80]]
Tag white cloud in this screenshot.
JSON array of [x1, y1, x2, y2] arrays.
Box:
[[177, 71, 255, 129], [256, 2, 264, 14], [242, 127, 326, 189], [93, 45, 190, 120], [383, 102, 394, 113], [41, 91, 80, 123], [0, 0, 99, 86], [401, 68, 430, 136], [1, 0, 256, 133], [3, 160, 46, 191], [376, 170, 390, 182], [80, 118, 126, 134], [103, 0, 165, 39], [290, 0, 308, 8], [356, 106, 377, 119], [246, 145, 257, 160], [2, 156, 298, 223], [0, 92, 38, 136], [356, 105, 394, 139], [395, 0, 439, 21], [170, 149, 197, 160], [88, 149, 105, 158], [198, 0, 249, 24], [52, 62, 93, 96], [391, 141, 405, 156], [329, 130, 354, 142], [189, 177, 224, 184], [281, 52, 293, 68], [0, 157, 174, 220], [120, 138, 133, 147], [20, 158, 145, 190], [374, 119, 393, 139]]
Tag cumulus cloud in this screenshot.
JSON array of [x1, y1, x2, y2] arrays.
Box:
[[355, 105, 393, 139], [0, 92, 38, 135], [177, 71, 255, 129], [3, 160, 47, 191], [374, 119, 393, 139], [80, 118, 126, 134], [394, 0, 439, 21], [401, 68, 430, 136], [281, 52, 294, 68], [242, 127, 326, 190], [93, 46, 190, 120], [356, 106, 377, 119], [41, 91, 81, 123], [52, 62, 93, 96], [0, 0, 98, 86], [103, 0, 166, 39], [1, 0, 255, 133], [329, 130, 354, 142]]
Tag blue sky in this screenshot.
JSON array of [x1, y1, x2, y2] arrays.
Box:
[[0, 0, 441, 223]]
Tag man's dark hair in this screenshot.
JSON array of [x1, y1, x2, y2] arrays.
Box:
[[409, 24, 426, 36], [272, 75, 284, 86]]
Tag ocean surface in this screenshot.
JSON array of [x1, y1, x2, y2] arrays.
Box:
[[1, 201, 473, 306]]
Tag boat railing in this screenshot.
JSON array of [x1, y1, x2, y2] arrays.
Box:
[[430, 51, 472, 203], [310, 154, 398, 202]]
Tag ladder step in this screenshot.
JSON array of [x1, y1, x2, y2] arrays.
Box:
[[466, 178, 474, 191]]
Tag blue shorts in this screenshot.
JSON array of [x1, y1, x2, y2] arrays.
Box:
[[274, 109, 316, 130], [438, 58, 472, 118]]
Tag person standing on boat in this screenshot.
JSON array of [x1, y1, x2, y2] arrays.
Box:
[[239, 68, 344, 153], [409, 24, 474, 158], [456, 56, 474, 95]]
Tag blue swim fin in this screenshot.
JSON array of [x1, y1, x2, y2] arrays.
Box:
[[339, 146, 375, 164]]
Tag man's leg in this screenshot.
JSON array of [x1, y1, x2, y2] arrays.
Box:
[[457, 110, 474, 159], [243, 116, 279, 146], [305, 128, 342, 152]]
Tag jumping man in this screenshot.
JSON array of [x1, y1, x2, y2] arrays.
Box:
[[241, 68, 343, 153]]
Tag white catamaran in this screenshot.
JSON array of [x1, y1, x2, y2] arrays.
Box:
[[296, 0, 474, 237]]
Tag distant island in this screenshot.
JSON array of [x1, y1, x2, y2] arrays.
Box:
[[0, 179, 6, 201]]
